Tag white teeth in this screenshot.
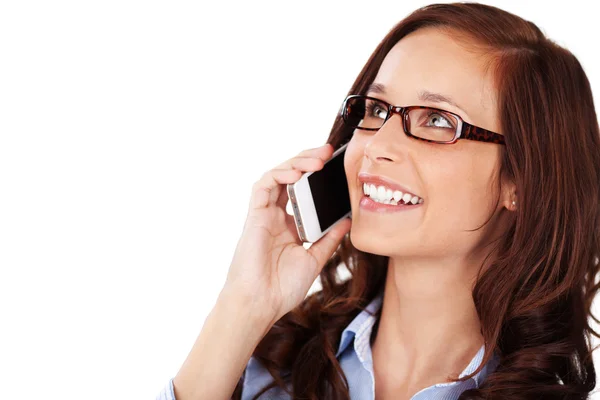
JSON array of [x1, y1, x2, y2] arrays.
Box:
[[369, 184, 377, 196], [361, 181, 424, 206]]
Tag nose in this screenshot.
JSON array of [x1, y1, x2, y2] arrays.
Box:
[[363, 112, 408, 164]]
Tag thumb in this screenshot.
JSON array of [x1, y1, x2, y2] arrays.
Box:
[[307, 217, 352, 270]]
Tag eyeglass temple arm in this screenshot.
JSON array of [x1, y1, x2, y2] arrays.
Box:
[[461, 122, 506, 145]]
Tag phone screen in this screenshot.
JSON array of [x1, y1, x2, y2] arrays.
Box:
[[307, 146, 351, 232]]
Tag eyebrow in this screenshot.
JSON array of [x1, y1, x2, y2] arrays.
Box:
[[365, 82, 469, 117]]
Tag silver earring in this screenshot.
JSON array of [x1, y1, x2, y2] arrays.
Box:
[[512, 200, 516, 206]]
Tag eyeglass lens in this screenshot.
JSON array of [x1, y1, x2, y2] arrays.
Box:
[[343, 96, 459, 143]]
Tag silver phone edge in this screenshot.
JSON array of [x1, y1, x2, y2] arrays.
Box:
[[287, 183, 308, 242]]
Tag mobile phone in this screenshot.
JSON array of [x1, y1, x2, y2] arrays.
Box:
[[286, 143, 351, 243]]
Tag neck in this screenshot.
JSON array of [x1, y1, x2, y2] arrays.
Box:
[[372, 254, 488, 388]]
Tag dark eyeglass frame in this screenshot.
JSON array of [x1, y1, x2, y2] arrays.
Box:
[[340, 94, 506, 145]]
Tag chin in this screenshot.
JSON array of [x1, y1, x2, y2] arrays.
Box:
[[349, 227, 392, 256], [349, 223, 425, 259]]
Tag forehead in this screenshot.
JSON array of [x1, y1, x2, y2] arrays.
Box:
[[373, 27, 497, 127]]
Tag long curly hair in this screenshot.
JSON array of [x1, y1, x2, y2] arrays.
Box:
[[232, 2, 600, 399]]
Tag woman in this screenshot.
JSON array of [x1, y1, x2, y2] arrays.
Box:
[[158, 2, 600, 399]]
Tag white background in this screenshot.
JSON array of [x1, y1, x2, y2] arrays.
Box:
[[1, 1, 599, 399]]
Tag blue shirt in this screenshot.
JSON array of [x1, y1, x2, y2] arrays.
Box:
[[156, 291, 501, 400]]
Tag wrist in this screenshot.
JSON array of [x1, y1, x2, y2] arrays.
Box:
[[216, 284, 277, 335]]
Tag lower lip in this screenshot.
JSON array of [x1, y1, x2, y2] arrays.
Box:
[[359, 195, 423, 213]]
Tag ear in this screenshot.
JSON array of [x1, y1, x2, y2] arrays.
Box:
[[500, 172, 517, 212]]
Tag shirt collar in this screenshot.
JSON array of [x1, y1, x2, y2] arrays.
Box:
[[335, 291, 384, 358], [335, 290, 501, 386]]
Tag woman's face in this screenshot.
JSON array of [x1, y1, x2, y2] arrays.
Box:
[[345, 27, 511, 259]]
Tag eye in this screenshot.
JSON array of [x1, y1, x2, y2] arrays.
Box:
[[366, 101, 388, 120], [424, 110, 455, 129]]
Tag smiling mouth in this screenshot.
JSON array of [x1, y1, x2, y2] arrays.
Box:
[[361, 182, 424, 206]]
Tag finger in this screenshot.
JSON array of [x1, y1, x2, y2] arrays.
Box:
[[274, 144, 333, 170], [307, 217, 352, 271], [249, 144, 334, 211], [289, 157, 325, 172], [276, 181, 291, 210], [262, 158, 326, 208], [274, 157, 324, 175], [249, 168, 301, 210], [298, 143, 334, 160]]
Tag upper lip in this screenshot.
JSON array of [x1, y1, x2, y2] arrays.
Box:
[[358, 172, 423, 198]]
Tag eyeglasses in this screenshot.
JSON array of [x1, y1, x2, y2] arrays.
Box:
[[339, 94, 505, 145]]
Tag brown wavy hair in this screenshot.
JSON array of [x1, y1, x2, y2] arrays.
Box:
[[232, 2, 600, 399]]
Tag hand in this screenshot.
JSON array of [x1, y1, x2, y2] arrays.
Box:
[[222, 143, 352, 326]]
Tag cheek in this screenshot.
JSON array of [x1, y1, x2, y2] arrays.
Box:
[[344, 136, 363, 180], [427, 160, 498, 226]]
